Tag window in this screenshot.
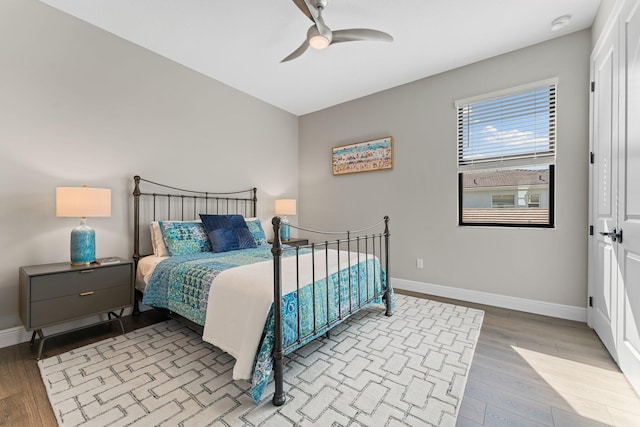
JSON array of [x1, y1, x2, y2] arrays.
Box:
[[456, 79, 556, 227], [492, 195, 515, 208]]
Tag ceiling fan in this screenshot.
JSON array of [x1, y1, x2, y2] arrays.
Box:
[[281, 0, 393, 63]]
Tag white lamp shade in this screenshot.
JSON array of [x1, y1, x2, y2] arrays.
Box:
[[275, 199, 297, 216], [56, 187, 111, 218]]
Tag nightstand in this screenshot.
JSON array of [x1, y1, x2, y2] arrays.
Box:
[[269, 238, 309, 247], [19, 258, 134, 359]]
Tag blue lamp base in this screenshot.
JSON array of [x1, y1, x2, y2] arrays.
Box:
[[280, 216, 290, 241], [70, 219, 95, 266]]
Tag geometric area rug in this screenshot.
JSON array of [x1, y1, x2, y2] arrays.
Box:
[[38, 294, 484, 427]]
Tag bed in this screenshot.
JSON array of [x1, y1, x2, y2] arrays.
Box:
[[132, 176, 392, 405]]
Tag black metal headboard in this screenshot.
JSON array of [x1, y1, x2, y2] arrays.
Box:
[[132, 175, 257, 264]]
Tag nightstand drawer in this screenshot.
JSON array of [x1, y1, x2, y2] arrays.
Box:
[[30, 284, 131, 328], [30, 264, 130, 302]]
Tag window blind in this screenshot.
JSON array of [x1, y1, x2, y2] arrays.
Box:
[[456, 82, 556, 171]]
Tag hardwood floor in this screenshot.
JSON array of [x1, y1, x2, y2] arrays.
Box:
[[1, 294, 639, 426], [404, 292, 640, 427]]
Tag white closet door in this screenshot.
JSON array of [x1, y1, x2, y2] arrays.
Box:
[[616, 0, 640, 394], [590, 17, 619, 359]]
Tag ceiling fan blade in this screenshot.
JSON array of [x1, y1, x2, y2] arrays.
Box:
[[281, 40, 310, 63], [291, 0, 314, 22], [331, 28, 394, 44]]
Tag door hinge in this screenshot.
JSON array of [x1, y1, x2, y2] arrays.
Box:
[[591, 81, 596, 92], [589, 225, 594, 236], [589, 296, 593, 307], [590, 151, 595, 164]]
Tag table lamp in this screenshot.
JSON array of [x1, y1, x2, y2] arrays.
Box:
[[56, 186, 111, 265], [274, 199, 296, 241]]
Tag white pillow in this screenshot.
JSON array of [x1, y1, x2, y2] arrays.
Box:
[[150, 222, 169, 257]]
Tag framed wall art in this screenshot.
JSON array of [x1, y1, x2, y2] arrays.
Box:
[[332, 136, 393, 175]]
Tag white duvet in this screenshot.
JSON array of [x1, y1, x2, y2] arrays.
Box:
[[137, 249, 376, 381], [202, 249, 371, 380]]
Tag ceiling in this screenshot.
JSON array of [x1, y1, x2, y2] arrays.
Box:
[[39, 0, 601, 116]]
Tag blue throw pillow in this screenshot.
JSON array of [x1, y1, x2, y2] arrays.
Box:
[[199, 214, 257, 253], [245, 218, 268, 246], [158, 221, 212, 256]]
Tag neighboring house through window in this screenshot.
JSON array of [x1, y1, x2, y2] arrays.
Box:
[[456, 79, 556, 227]]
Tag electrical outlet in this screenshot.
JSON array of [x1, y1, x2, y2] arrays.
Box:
[[416, 258, 424, 269]]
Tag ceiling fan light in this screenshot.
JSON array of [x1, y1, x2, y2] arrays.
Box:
[[309, 34, 330, 49]]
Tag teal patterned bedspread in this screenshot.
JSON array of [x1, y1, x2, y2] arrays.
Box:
[[251, 255, 389, 402], [142, 247, 274, 325], [142, 247, 389, 403]]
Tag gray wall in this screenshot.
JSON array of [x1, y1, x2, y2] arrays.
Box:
[[299, 30, 591, 308], [0, 0, 298, 330]]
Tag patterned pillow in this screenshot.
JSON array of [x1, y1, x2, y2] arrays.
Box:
[[199, 214, 257, 253], [158, 221, 212, 256], [245, 217, 268, 246]]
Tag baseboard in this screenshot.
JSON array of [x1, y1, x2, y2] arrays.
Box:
[[0, 306, 146, 350], [0, 325, 32, 349], [393, 278, 587, 322]]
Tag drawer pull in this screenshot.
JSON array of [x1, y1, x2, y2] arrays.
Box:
[[79, 291, 95, 297], [80, 270, 95, 274]]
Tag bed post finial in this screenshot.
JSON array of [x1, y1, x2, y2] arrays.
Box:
[[133, 175, 141, 196], [252, 188, 257, 217], [271, 216, 286, 406]]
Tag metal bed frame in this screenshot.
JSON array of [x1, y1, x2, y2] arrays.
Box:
[[132, 175, 392, 405]]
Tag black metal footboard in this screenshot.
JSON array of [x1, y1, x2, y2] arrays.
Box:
[[270, 216, 392, 406]]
